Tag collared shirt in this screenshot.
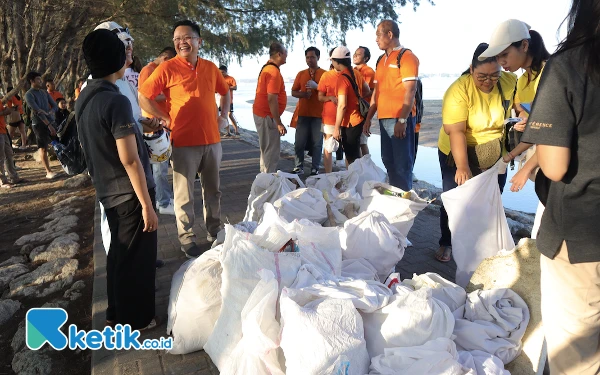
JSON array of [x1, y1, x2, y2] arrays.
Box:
[[374, 47, 419, 119], [292, 68, 325, 118], [253, 62, 286, 118], [336, 68, 366, 127], [356, 64, 375, 102], [317, 69, 339, 125]]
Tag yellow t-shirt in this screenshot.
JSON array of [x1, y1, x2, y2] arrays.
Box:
[[438, 72, 517, 155], [514, 64, 545, 106]]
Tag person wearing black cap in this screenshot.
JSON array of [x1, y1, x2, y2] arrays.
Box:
[[76, 28, 160, 331]]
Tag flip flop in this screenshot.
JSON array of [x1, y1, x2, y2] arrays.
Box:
[[435, 246, 452, 263]]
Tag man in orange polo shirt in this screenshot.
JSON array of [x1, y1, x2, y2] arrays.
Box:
[[253, 42, 288, 173], [218, 65, 240, 137], [354, 46, 375, 156], [45, 78, 64, 104], [291, 47, 325, 176], [139, 20, 231, 258], [364, 20, 419, 191]]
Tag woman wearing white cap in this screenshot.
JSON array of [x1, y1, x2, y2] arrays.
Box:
[[519, 0, 600, 372], [435, 43, 517, 263], [479, 19, 551, 238]]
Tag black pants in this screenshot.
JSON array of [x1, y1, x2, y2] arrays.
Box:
[[104, 189, 157, 330], [341, 122, 364, 164]]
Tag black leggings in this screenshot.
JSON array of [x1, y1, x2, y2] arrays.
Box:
[[341, 122, 364, 164]]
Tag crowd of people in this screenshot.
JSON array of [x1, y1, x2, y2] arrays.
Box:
[[1, 0, 598, 371]]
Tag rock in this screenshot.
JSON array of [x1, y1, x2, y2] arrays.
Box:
[[14, 227, 72, 247], [20, 244, 35, 256], [42, 300, 69, 309], [8, 258, 78, 299], [0, 255, 26, 267], [63, 174, 91, 188], [505, 208, 536, 226], [12, 349, 52, 375], [53, 195, 85, 209], [66, 291, 82, 301], [30, 235, 80, 263], [507, 217, 532, 237], [0, 264, 30, 292], [64, 280, 85, 300], [48, 190, 73, 204], [44, 206, 75, 220], [11, 320, 26, 353], [70, 280, 85, 291], [467, 238, 544, 375], [40, 215, 78, 232], [0, 299, 22, 325]]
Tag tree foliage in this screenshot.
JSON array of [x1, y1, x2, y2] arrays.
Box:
[[0, 0, 432, 99]]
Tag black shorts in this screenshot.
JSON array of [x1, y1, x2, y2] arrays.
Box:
[[32, 123, 52, 148], [341, 122, 364, 162], [8, 115, 24, 127], [218, 103, 234, 112]]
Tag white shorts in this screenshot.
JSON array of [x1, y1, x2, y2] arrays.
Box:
[[360, 133, 368, 145], [323, 124, 335, 135]]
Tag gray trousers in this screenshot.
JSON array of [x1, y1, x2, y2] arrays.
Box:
[[0, 134, 18, 184], [254, 114, 280, 173], [171, 143, 222, 245]]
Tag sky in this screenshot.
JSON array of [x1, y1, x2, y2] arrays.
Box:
[[221, 0, 572, 80]]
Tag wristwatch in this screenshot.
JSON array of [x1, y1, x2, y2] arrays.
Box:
[[398, 118, 407, 124]]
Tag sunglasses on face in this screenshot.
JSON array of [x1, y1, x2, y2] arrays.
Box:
[[475, 72, 502, 82]]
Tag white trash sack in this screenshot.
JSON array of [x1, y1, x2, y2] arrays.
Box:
[[440, 160, 515, 287], [222, 270, 285, 375], [458, 350, 509, 375], [244, 172, 303, 222], [204, 225, 302, 370], [273, 187, 329, 224], [401, 272, 467, 312], [369, 338, 475, 375], [341, 258, 380, 281], [324, 136, 340, 153], [361, 288, 455, 358], [453, 288, 530, 364], [167, 248, 222, 354], [347, 154, 387, 197], [280, 287, 370, 375], [340, 211, 406, 281], [361, 181, 431, 238], [306, 170, 362, 217]]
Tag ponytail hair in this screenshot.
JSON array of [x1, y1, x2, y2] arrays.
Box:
[[510, 29, 550, 75], [462, 43, 497, 76], [332, 57, 359, 92]]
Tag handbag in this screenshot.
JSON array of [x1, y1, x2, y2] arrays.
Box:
[[341, 73, 370, 119]]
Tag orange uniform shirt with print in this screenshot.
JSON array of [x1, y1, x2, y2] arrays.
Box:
[[74, 88, 81, 100], [292, 68, 325, 118], [224, 76, 237, 103], [0, 102, 7, 134], [138, 62, 169, 118], [138, 55, 229, 147], [356, 64, 375, 102], [47, 90, 63, 103], [317, 69, 339, 125], [374, 49, 419, 119], [7, 96, 23, 114], [253, 64, 286, 118], [336, 68, 365, 127]]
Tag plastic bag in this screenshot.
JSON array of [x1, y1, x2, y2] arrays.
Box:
[[273, 188, 329, 224], [244, 172, 299, 222], [324, 136, 339, 153], [340, 211, 406, 281], [440, 160, 515, 287], [360, 181, 430, 238], [458, 351, 509, 375], [401, 272, 467, 313], [347, 154, 387, 196], [280, 288, 370, 375], [167, 248, 222, 354], [341, 258, 380, 281], [361, 288, 455, 358], [221, 270, 285, 375]]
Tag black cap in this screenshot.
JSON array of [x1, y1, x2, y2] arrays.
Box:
[[82, 29, 126, 79]]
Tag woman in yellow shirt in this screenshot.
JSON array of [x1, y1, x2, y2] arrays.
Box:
[[436, 43, 517, 262]]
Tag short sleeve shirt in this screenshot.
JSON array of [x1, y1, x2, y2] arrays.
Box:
[[438, 73, 517, 155], [374, 48, 419, 119], [138, 55, 229, 147], [7, 97, 23, 114], [138, 62, 167, 118], [521, 47, 600, 263], [514, 64, 545, 106], [48, 90, 64, 103], [292, 68, 325, 118], [317, 69, 339, 126], [356, 64, 375, 102], [224, 76, 237, 102], [336, 68, 365, 127], [253, 63, 286, 118]]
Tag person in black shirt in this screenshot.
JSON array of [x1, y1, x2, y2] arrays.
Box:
[[55, 98, 70, 131], [521, 0, 600, 372], [77, 29, 160, 331]]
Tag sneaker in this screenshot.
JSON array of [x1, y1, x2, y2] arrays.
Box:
[[310, 168, 319, 176], [291, 167, 304, 175], [158, 202, 176, 215], [46, 172, 57, 179], [181, 243, 203, 258], [18, 145, 28, 150], [222, 132, 232, 138]]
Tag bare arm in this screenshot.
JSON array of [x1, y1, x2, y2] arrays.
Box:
[[115, 134, 158, 232], [444, 121, 471, 185], [398, 80, 417, 120], [537, 145, 570, 181], [139, 94, 170, 128], [318, 91, 337, 104], [292, 90, 309, 99], [268, 93, 286, 136], [333, 94, 347, 140], [364, 84, 378, 135], [361, 81, 371, 99]]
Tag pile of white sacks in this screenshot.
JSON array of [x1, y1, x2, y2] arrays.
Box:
[[167, 155, 529, 375]]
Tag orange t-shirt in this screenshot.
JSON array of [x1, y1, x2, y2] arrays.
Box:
[[7, 96, 23, 114], [47, 90, 63, 104], [374, 48, 419, 119], [224, 76, 237, 103], [356, 64, 375, 102], [139, 62, 169, 118], [291, 68, 325, 118], [0, 102, 7, 134], [138, 55, 229, 147], [253, 63, 286, 118], [416, 123, 421, 132], [336, 68, 365, 127], [74, 87, 81, 100], [317, 69, 339, 125]]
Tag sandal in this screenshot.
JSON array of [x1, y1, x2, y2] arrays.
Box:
[[435, 246, 452, 263], [139, 316, 161, 331]]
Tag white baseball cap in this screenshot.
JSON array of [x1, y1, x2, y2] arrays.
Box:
[[330, 46, 351, 59], [94, 21, 134, 42], [478, 19, 530, 61]]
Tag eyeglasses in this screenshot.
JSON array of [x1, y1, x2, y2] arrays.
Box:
[[475, 72, 502, 82], [172, 36, 199, 44]]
